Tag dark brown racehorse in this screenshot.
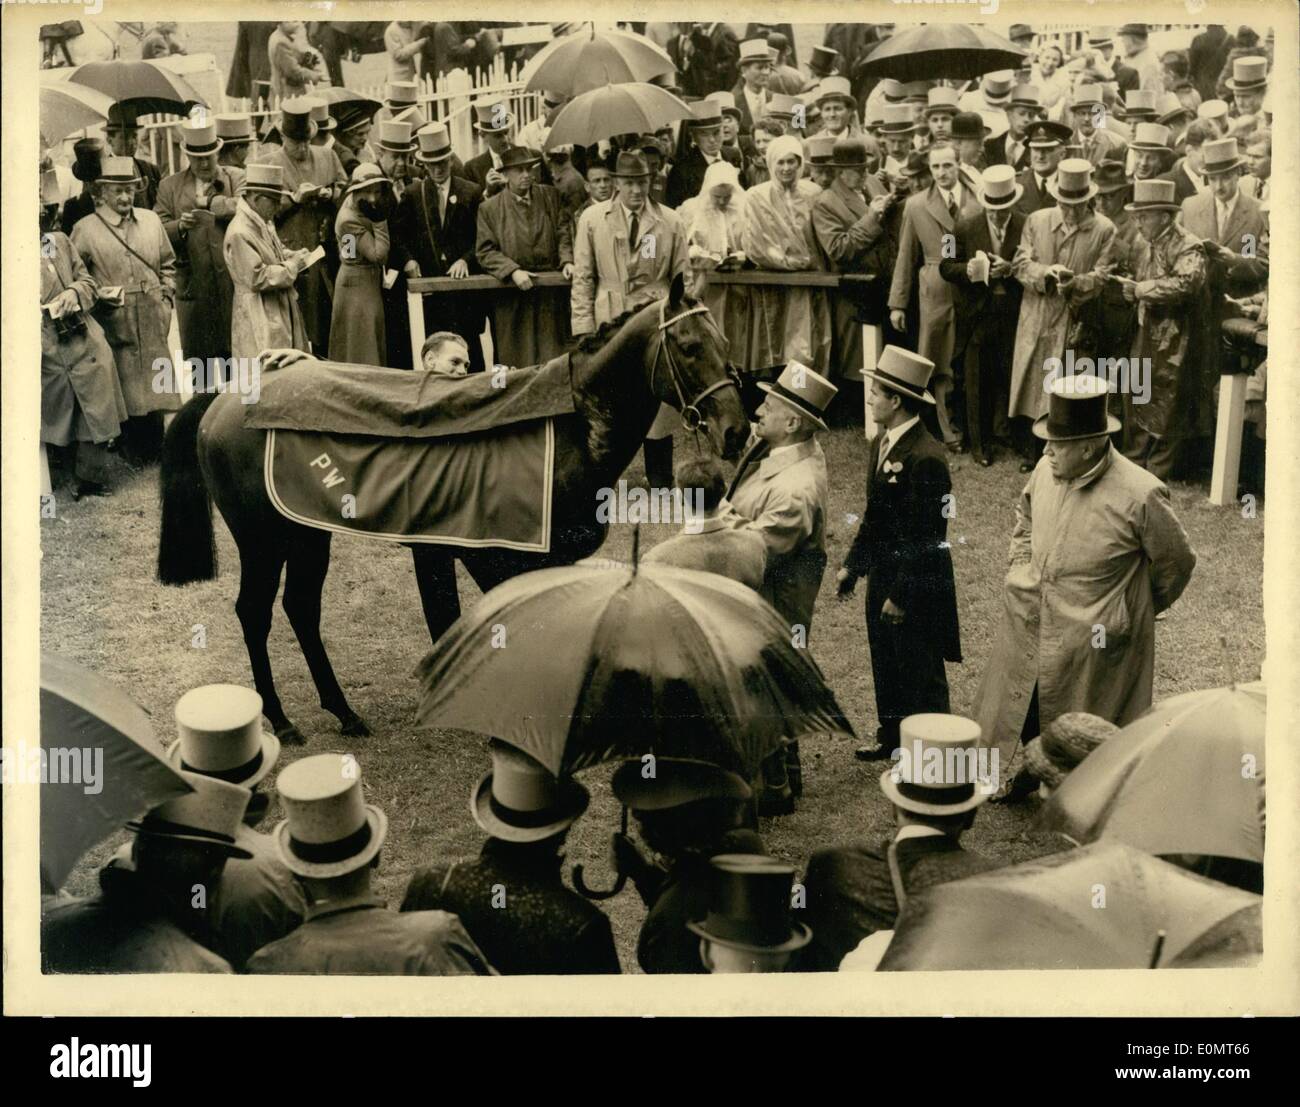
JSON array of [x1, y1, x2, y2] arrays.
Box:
[[157, 276, 748, 744]]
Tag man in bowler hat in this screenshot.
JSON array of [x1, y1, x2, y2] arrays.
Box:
[[837, 347, 960, 761]]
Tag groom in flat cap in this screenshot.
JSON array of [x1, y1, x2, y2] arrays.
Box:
[[837, 346, 961, 762]]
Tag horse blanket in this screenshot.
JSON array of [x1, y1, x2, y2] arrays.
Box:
[[250, 356, 575, 552]]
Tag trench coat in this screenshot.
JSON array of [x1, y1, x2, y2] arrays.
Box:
[[329, 196, 390, 366], [266, 144, 347, 357], [70, 206, 179, 415], [224, 198, 308, 361], [1128, 219, 1213, 441], [475, 184, 573, 367], [974, 446, 1196, 762], [1008, 207, 1116, 420], [154, 165, 244, 363], [724, 436, 829, 635], [888, 183, 984, 382], [41, 231, 127, 447], [572, 197, 687, 437]]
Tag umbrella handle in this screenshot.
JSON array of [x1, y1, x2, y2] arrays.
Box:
[[572, 804, 630, 900], [572, 863, 627, 901]]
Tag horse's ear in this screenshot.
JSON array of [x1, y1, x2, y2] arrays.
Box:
[[669, 270, 685, 309]]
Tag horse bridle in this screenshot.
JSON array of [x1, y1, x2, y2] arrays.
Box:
[[650, 300, 742, 439]]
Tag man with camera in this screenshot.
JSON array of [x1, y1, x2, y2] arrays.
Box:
[[155, 121, 244, 374]]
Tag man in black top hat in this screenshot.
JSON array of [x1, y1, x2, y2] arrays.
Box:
[[665, 103, 744, 209], [61, 137, 105, 234], [691, 854, 811, 972], [401, 740, 619, 974], [838, 346, 961, 762], [974, 376, 1195, 773]]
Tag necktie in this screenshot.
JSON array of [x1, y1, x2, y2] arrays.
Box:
[[438, 184, 447, 222], [1039, 175, 1049, 196], [947, 191, 958, 220], [877, 433, 892, 473], [628, 212, 639, 252]]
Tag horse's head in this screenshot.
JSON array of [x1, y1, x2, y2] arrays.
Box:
[[650, 273, 749, 461]]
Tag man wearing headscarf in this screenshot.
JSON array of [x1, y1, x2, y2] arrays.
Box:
[[742, 135, 833, 375]]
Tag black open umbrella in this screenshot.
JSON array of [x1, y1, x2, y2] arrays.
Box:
[[854, 24, 1027, 82]]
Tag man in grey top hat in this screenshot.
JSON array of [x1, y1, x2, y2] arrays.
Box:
[[155, 121, 244, 370], [43, 774, 253, 973], [401, 740, 619, 974], [246, 754, 495, 975]]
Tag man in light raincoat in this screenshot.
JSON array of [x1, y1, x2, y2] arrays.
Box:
[[974, 375, 1196, 776]]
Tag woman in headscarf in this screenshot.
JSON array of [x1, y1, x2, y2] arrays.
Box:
[[678, 160, 751, 344], [741, 135, 832, 374]]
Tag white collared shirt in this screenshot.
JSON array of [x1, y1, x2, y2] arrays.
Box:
[[938, 183, 962, 212], [878, 414, 920, 469], [744, 86, 767, 124]]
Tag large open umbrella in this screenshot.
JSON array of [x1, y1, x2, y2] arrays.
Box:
[[544, 82, 694, 151], [55, 59, 206, 117], [1038, 683, 1266, 863], [40, 83, 117, 144], [854, 24, 1027, 82], [415, 559, 854, 778], [522, 25, 675, 97], [878, 842, 1261, 971], [39, 653, 191, 894]]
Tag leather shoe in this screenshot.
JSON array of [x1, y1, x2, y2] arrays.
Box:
[[1018, 461, 1034, 473], [974, 452, 993, 467], [854, 744, 895, 762]]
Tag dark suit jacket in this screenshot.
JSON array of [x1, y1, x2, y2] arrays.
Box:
[[401, 842, 620, 975], [843, 420, 961, 661], [1013, 168, 1057, 217], [730, 80, 771, 136], [665, 146, 744, 209], [1161, 160, 1201, 204], [802, 833, 997, 971], [391, 174, 482, 276], [462, 149, 506, 198], [983, 131, 1030, 171], [938, 207, 1025, 362]]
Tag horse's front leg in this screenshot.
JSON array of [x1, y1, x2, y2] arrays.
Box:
[[410, 544, 461, 647]]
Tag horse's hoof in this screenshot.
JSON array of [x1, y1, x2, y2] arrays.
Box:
[[339, 713, 371, 738], [275, 723, 307, 746]]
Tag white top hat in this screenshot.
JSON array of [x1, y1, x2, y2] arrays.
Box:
[[128, 772, 254, 857], [739, 39, 771, 64], [879, 714, 991, 815], [274, 753, 388, 878], [168, 684, 278, 789], [471, 740, 589, 842]]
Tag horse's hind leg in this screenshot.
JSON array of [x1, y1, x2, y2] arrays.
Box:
[[410, 544, 461, 647], [282, 529, 369, 738], [234, 546, 300, 743]]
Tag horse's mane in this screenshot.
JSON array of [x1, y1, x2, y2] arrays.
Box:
[[571, 308, 643, 355], [571, 294, 706, 355]]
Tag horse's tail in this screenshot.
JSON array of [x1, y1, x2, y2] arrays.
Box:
[[158, 392, 221, 585]]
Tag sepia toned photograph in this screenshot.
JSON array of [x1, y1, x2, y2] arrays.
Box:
[[3, 1, 1296, 1040]]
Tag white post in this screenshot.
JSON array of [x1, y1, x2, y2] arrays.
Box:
[[40, 444, 53, 497], [408, 287, 426, 367], [861, 322, 883, 439], [1209, 373, 1250, 506]]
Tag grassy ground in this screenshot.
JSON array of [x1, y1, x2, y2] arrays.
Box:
[[42, 405, 1265, 972]]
